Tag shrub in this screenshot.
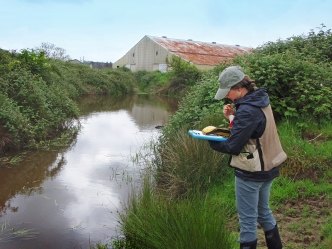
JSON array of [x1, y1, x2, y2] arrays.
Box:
[[163, 27, 332, 131], [162, 56, 202, 95], [0, 93, 33, 150], [163, 71, 229, 137], [235, 53, 332, 121], [16, 49, 51, 80], [0, 48, 135, 153], [134, 70, 170, 93], [256, 24, 332, 63]]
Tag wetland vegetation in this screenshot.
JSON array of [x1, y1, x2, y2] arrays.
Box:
[[1, 26, 331, 249]]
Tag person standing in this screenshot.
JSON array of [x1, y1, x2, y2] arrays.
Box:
[[208, 65, 287, 249]]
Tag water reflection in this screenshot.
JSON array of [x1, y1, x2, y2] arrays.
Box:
[[0, 95, 177, 249], [0, 150, 66, 215]]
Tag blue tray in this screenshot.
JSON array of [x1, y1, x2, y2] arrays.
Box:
[[188, 130, 227, 142]]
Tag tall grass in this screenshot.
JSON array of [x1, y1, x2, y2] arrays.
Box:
[[277, 119, 332, 180], [153, 129, 230, 199], [118, 178, 235, 249]]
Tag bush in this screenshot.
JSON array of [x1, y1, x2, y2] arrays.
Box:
[[134, 70, 170, 93], [164, 26, 332, 134], [234, 25, 332, 121], [0, 48, 135, 153], [163, 71, 229, 137], [0, 93, 33, 150], [160, 56, 202, 95], [235, 53, 332, 121], [256, 24, 332, 63]]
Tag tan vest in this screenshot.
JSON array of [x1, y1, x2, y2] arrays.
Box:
[[230, 105, 287, 172]]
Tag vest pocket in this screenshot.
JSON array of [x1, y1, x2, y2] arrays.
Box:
[[231, 149, 261, 172]]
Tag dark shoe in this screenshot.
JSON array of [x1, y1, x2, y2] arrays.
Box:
[[240, 239, 257, 249], [265, 224, 282, 249]]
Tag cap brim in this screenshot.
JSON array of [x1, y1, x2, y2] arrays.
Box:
[[214, 88, 230, 100]]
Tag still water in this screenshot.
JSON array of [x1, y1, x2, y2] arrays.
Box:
[[0, 95, 178, 249]]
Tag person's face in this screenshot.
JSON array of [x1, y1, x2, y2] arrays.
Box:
[[225, 88, 243, 102]]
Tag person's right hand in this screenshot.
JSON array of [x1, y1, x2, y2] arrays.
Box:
[[223, 104, 234, 119]]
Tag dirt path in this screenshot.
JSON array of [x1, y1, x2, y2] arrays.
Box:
[[256, 196, 331, 249]]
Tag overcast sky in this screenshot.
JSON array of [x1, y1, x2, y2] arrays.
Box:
[[1, 0, 331, 63]]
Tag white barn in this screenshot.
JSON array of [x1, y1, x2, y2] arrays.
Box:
[[113, 35, 252, 72]]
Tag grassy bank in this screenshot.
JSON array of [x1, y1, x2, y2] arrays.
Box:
[[112, 26, 332, 249], [112, 120, 331, 249]]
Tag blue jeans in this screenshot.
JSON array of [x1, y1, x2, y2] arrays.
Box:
[[235, 176, 277, 243]]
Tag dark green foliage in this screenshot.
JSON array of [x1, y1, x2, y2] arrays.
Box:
[[17, 49, 51, 76], [132, 57, 202, 96], [164, 26, 332, 134], [0, 64, 78, 151], [0, 48, 134, 153], [0, 93, 33, 148], [238, 25, 332, 121], [235, 53, 332, 121], [134, 70, 170, 93], [163, 71, 229, 137], [256, 24, 332, 63], [165, 56, 202, 95], [169, 56, 202, 84]]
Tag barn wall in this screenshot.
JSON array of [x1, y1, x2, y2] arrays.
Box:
[[113, 36, 170, 72]]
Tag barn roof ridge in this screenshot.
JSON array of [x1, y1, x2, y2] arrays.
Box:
[[147, 35, 252, 49]]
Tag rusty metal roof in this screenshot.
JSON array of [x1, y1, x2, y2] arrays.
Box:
[[149, 36, 252, 66]]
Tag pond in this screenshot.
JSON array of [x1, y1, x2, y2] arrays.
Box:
[[0, 94, 178, 249]]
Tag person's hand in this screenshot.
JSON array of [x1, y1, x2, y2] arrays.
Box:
[[208, 140, 222, 152], [223, 104, 234, 119]]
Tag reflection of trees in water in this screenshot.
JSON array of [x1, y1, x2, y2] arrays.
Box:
[[131, 95, 179, 129], [47, 154, 66, 179], [0, 150, 67, 216], [0, 94, 179, 216], [78, 95, 179, 130], [77, 95, 179, 116], [0, 201, 18, 217], [135, 94, 179, 113], [77, 95, 135, 116], [0, 128, 78, 216]]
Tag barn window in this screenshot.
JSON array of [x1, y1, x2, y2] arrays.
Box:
[[156, 51, 158, 56], [132, 53, 135, 57]]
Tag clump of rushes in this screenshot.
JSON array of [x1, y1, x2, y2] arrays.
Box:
[[153, 129, 229, 199], [117, 178, 235, 249]]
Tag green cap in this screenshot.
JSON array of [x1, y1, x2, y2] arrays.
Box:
[[214, 65, 245, 100]]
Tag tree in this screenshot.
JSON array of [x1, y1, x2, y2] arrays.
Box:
[[36, 42, 70, 61]]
